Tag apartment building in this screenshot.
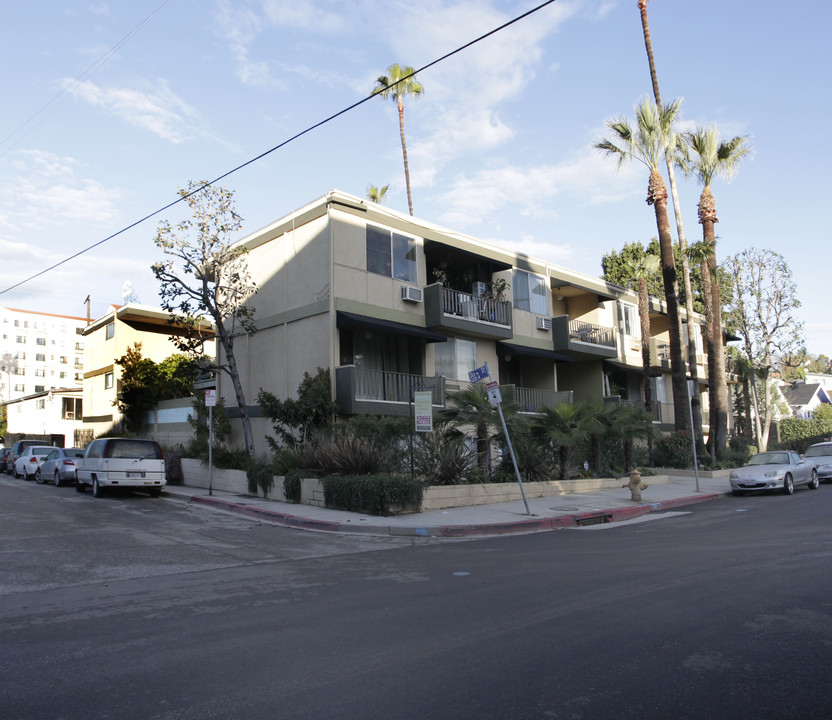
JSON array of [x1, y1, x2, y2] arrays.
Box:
[[81, 304, 215, 438], [0, 306, 87, 404], [213, 190, 709, 454]]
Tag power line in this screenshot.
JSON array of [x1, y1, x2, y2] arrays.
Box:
[[0, 0, 559, 297], [0, 0, 175, 158]]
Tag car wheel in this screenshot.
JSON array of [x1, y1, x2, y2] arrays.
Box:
[[783, 474, 794, 495], [54, 471, 62, 487], [35, 468, 44, 484], [75, 473, 85, 493], [92, 478, 104, 498], [809, 468, 819, 490]]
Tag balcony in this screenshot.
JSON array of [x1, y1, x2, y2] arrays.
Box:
[[336, 366, 446, 417], [424, 284, 513, 340], [649, 338, 671, 369], [552, 316, 618, 359], [507, 386, 574, 413]]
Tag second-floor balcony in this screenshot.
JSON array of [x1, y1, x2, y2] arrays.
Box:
[[649, 338, 671, 369], [424, 284, 513, 340], [335, 366, 446, 418], [552, 315, 617, 359], [507, 385, 574, 413]]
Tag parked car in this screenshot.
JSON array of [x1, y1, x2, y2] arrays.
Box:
[[5, 440, 44, 474], [14, 445, 55, 480], [0, 447, 11, 471], [40, 447, 85, 486], [803, 441, 832, 482], [729, 450, 819, 495], [75, 437, 166, 498]]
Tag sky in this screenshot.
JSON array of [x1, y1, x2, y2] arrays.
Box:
[[1, 0, 830, 355]]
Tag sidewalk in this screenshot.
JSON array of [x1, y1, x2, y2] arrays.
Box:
[[162, 472, 732, 538]]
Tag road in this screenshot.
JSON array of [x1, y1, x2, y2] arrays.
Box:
[[1, 475, 831, 719]]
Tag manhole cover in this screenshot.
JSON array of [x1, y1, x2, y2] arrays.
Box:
[[550, 506, 580, 512]]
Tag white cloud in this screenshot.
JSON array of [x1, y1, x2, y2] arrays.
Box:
[[0, 150, 125, 232], [63, 78, 220, 144]]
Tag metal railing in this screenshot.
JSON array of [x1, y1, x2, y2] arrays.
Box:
[[441, 287, 511, 327], [568, 319, 616, 347], [511, 386, 574, 413], [353, 368, 445, 405]]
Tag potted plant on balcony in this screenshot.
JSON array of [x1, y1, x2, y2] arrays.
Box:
[[487, 278, 510, 301]]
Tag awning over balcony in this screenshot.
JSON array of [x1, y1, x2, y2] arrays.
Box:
[[336, 311, 447, 343], [498, 342, 574, 363], [603, 359, 661, 377]]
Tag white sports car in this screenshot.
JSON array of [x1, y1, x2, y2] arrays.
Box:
[[729, 451, 818, 495]]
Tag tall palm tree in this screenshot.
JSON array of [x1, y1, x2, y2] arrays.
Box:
[[684, 126, 751, 458], [636, 0, 704, 451], [623, 251, 660, 416], [367, 184, 389, 204], [596, 98, 689, 432], [372, 64, 423, 216]]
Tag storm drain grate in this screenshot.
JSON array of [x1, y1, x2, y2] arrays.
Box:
[[575, 514, 612, 527]]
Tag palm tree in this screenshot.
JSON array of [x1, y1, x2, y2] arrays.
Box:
[[440, 383, 503, 481], [596, 98, 689, 432], [684, 126, 751, 458], [606, 403, 659, 472], [367, 184, 389, 204], [623, 251, 660, 416], [535, 401, 596, 480], [636, 0, 705, 451], [372, 64, 423, 216]]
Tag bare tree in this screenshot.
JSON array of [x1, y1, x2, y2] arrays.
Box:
[[152, 181, 258, 456], [725, 248, 804, 450]]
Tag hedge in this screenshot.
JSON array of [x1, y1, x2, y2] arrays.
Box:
[[778, 418, 832, 452], [323, 474, 423, 516]]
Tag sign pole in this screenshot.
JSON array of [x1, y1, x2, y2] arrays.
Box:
[[205, 389, 217, 496]]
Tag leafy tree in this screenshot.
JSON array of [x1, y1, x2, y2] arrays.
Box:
[[636, 0, 704, 449], [258, 368, 338, 450], [806, 355, 832, 374], [602, 239, 664, 297], [367, 184, 389, 204], [372, 64, 423, 216], [725, 248, 805, 450], [152, 181, 258, 456], [596, 98, 690, 432], [683, 125, 752, 459]]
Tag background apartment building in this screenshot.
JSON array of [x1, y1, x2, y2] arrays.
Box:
[[0, 306, 87, 404]]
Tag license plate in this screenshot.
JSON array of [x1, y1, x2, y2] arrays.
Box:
[[127, 471, 146, 479]]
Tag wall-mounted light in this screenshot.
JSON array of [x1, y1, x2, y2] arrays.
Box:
[[555, 287, 563, 301]]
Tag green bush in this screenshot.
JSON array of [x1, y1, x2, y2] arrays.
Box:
[[778, 418, 832, 453], [283, 469, 302, 503], [246, 461, 274, 498], [653, 431, 695, 469], [413, 431, 479, 485], [323, 474, 423, 516], [163, 449, 183, 484]]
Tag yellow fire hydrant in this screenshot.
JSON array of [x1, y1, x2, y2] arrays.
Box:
[[628, 469, 648, 502]]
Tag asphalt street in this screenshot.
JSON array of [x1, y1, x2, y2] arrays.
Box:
[[1, 475, 831, 719]]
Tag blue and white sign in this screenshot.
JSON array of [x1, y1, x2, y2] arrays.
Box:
[[468, 363, 491, 383]]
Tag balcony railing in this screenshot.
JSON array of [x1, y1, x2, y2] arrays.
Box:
[[509, 386, 574, 413], [568, 319, 616, 347], [336, 366, 445, 417], [441, 287, 511, 327]]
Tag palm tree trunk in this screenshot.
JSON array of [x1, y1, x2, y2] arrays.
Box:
[[398, 100, 414, 216], [638, 279, 654, 465], [638, 1, 661, 105], [648, 169, 689, 432], [699, 252, 716, 458]]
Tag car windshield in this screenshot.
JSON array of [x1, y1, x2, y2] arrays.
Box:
[[804, 445, 832, 458], [748, 453, 789, 466]]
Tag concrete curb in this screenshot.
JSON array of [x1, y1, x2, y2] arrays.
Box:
[[183, 490, 723, 538]]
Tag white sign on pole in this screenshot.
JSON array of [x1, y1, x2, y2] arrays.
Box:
[[205, 389, 216, 407], [485, 380, 502, 406], [414, 391, 433, 432]]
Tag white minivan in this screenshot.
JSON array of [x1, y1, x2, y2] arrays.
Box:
[[75, 438, 166, 498]]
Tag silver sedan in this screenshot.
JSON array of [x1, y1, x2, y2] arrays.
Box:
[[803, 441, 832, 482], [729, 450, 819, 495]]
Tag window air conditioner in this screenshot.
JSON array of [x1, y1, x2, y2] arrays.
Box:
[[401, 286, 423, 303], [536, 316, 552, 331]]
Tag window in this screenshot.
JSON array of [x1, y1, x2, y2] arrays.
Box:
[[15, 351, 25, 360], [36, 399, 45, 410], [16, 335, 25, 343], [12, 367, 24, 376], [105, 321, 114, 340], [60, 372, 66, 379], [59, 356, 67, 364], [434, 338, 478, 380], [104, 372, 114, 389], [14, 319, 19, 327], [36, 337, 46, 346], [34, 369, 45, 377], [14, 383, 24, 392], [62, 397, 83, 420], [366, 225, 417, 283], [35, 385, 44, 392], [620, 303, 639, 337], [36, 353, 45, 362], [513, 270, 547, 315]]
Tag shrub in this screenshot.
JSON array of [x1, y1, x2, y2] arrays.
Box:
[[246, 461, 274, 498], [413, 431, 479, 485], [283, 469, 302, 503], [653, 431, 695, 469], [323, 474, 423, 516], [778, 417, 832, 453], [163, 449, 183, 484]]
